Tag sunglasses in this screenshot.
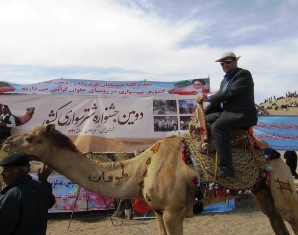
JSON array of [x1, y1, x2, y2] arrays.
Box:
[[220, 60, 233, 66]]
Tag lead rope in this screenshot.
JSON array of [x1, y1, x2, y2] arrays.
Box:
[[213, 153, 218, 183], [67, 186, 81, 231], [197, 103, 209, 153], [102, 197, 115, 225], [247, 134, 263, 169]]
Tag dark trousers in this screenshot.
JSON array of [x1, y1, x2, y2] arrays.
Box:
[[284, 152, 298, 176], [206, 112, 237, 167], [0, 126, 11, 143]]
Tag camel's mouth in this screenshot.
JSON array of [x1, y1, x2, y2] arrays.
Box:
[[0, 150, 8, 158], [0, 147, 39, 163], [1, 142, 12, 154], [1, 140, 39, 162]]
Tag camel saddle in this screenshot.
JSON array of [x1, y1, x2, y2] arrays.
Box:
[[186, 104, 267, 190]]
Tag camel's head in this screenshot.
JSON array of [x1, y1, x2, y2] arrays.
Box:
[[26, 107, 35, 115], [1, 124, 79, 164]]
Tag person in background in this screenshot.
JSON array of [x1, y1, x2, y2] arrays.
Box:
[[197, 51, 258, 178], [0, 152, 55, 235], [284, 151, 298, 179], [192, 79, 209, 94], [0, 104, 16, 143]]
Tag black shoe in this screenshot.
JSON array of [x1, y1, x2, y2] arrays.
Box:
[[205, 166, 234, 179], [199, 149, 208, 154]]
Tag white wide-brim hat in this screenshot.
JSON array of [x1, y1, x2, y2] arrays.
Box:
[[215, 51, 241, 62]]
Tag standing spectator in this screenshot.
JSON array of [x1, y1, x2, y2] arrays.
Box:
[[0, 152, 55, 235], [284, 151, 298, 179], [0, 104, 16, 144]]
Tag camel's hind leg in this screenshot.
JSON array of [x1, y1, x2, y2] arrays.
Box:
[[253, 186, 290, 235]]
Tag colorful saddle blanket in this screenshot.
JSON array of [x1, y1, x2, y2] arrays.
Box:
[[187, 104, 267, 190], [183, 133, 266, 190]]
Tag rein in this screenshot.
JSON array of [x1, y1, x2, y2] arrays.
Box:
[[6, 139, 13, 154], [67, 186, 82, 231]]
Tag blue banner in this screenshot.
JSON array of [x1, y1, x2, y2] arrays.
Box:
[[253, 115, 298, 150]]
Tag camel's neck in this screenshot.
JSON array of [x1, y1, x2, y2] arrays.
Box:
[[47, 148, 148, 199]]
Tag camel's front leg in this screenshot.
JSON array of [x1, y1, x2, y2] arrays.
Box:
[[154, 209, 185, 235], [253, 186, 290, 235], [162, 209, 186, 235], [155, 211, 167, 235]]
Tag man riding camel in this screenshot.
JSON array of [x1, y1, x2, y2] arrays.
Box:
[[197, 51, 258, 178]]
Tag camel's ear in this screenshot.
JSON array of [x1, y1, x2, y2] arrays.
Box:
[[45, 124, 56, 134]]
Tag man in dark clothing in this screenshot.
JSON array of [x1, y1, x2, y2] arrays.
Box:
[[284, 151, 298, 179], [0, 104, 16, 143], [197, 52, 258, 178], [0, 152, 55, 235]]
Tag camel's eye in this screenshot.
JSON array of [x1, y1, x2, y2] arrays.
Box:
[[36, 138, 44, 145]]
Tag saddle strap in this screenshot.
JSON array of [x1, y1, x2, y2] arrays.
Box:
[[247, 131, 263, 169], [212, 153, 219, 183], [197, 103, 208, 147], [189, 154, 201, 187], [248, 127, 263, 150]]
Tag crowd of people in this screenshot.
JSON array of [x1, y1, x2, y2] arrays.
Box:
[[261, 91, 297, 104], [258, 91, 298, 113]]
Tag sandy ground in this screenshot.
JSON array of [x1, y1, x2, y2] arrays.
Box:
[[46, 193, 296, 235]]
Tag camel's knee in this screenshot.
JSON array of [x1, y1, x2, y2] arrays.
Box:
[[275, 206, 292, 221], [275, 205, 298, 226]]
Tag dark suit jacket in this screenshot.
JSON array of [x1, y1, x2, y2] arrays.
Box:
[[205, 68, 258, 128]]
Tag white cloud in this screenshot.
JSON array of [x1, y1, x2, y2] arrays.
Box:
[[0, 0, 297, 104]]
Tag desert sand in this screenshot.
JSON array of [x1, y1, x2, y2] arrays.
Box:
[[46, 192, 296, 235]]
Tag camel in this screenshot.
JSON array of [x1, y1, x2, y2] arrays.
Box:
[[1, 124, 298, 235], [0, 104, 35, 126]]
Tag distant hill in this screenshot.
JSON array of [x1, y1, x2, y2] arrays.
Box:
[[257, 95, 298, 115]]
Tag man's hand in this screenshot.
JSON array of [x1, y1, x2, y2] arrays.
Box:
[[197, 93, 208, 104], [37, 164, 53, 182], [0, 121, 7, 126]]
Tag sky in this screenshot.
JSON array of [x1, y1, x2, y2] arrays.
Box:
[[0, 0, 298, 103]]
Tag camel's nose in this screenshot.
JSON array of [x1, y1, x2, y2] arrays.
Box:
[[1, 138, 13, 153], [3, 138, 12, 145]]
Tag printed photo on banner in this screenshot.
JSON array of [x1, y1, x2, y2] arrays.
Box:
[[179, 99, 197, 114], [168, 78, 210, 95]]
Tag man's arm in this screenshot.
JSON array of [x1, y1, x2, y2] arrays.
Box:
[[0, 191, 22, 234], [6, 115, 16, 127], [37, 165, 56, 208]]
